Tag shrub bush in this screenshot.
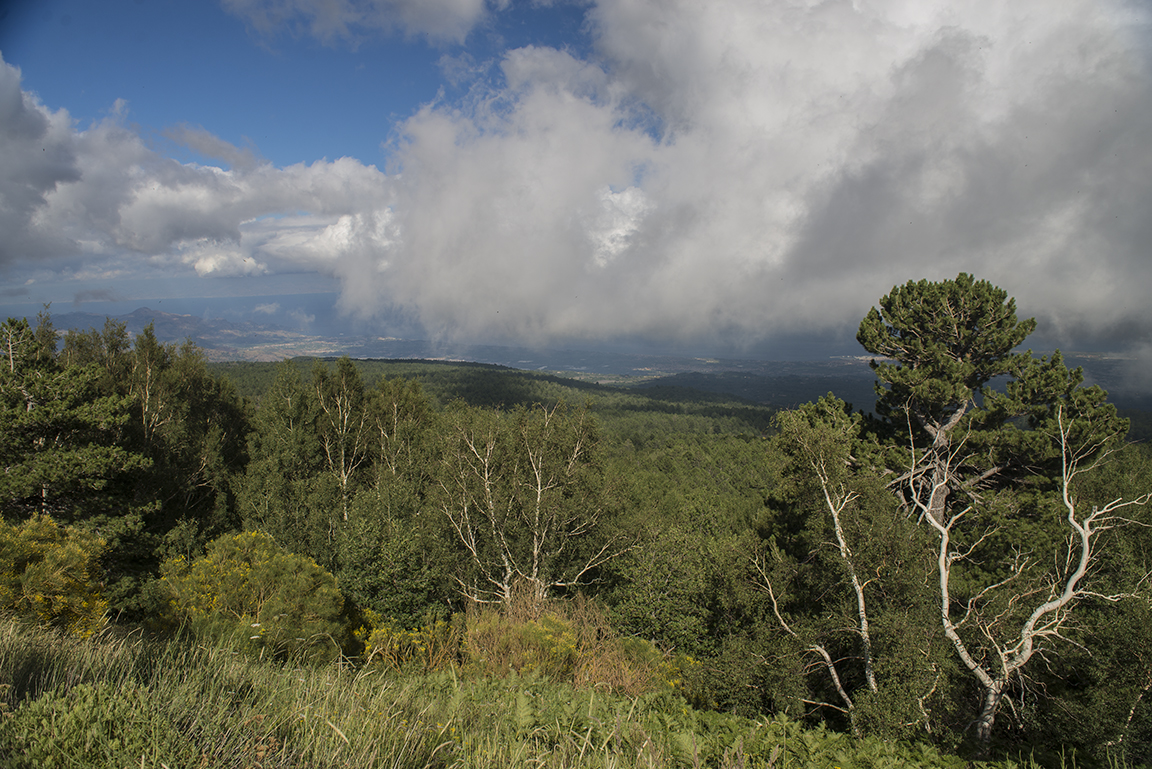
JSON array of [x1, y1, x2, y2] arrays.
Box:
[[360, 584, 689, 697], [358, 609, 463, 671], [0, 515, 107, 636], [161, 530, 346, 659], [464, 607, 581, 681]]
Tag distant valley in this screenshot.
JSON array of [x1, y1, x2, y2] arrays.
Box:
[[49, 306, 1152, 414]]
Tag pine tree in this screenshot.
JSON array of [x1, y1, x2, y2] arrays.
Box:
[[855, 274, 1148, 744], [0, 318, 148, 523]]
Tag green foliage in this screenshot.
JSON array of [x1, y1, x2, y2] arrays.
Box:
[[337, 495, 456, 627], [856, 273, 1129, 525], [1018, 599, 1152, 764], [607, 432, 775, 534], [857, 273, 1036, 424], [358, 610, 464, 672], [58, 316, 131, 384], [210, 357, 777, 440], [0, 680, 195, 768], [756, 395, 945, 739], [237, 362, 336, 562], [0, 516, 107, 636], [0, 318, 149, 524], [852, 274, 1148, 749], [334, 367, 452, 617], [601, 432, 784, 715], [0, 616, 1114, 769], [131, 327, 250, 538], [161, 530, 346, 659], [61, 318, 250, 528], [607, 526, 722, 659], [6, 300, 1151, 764], [312, 356, 372, 521], [462, 605, 584, 683], [43, 316, 251, 617], [360, 590, 689, 699], [368, 373, 439, 490]]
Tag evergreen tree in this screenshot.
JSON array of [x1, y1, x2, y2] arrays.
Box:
[[125, 328, 249, 550], [336, 376, 454, 626], [59, 317, 132, 385], [0, 318, 148, 523], [854, 274, 1149, 745], [45, 317, 249, 613], [238, 362, 336, 564]]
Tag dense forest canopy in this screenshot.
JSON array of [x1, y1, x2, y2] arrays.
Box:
[[2, 276, 1151, 766]]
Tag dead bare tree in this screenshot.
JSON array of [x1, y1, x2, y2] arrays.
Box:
[[439, 402, 628, 604]]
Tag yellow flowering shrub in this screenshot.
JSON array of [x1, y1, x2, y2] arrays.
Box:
[[0, 515, 107, 636], [358, 586, 690, 698], [464, 609, 582, 680], [161, 530, 346, 659], [358, 610, 463, 671]]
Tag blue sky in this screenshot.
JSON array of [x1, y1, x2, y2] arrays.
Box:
[[1, 0, 589, 168], [2, 0, 1152, 370]]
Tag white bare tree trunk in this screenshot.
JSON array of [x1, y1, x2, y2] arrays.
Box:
[[913, 406, 1150, 742]]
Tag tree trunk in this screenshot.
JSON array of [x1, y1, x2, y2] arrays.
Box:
[[927, 459, 950, 524], [974, 678, 1007, 743]]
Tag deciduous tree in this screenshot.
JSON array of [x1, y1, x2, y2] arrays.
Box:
[[336, 376, 454, 626], [238, 362, 334, 562], [754, 395, 941, 738], [438, 402, 624, 604], [313, 357, 371, 522]]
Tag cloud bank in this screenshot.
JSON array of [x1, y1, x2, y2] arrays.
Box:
[[2, 0, 1151, 355]]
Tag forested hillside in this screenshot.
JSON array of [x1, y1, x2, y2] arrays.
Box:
[[209, 357, 776, 442], [3, 276, 1152, 767]]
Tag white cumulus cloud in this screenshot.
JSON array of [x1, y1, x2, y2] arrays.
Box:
[[345, 0, 1152, 350], [0, 55, 397, 293]]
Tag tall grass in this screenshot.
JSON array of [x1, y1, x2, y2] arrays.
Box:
[[0, 617, 1096, 768], [1, 618, 458, 767]]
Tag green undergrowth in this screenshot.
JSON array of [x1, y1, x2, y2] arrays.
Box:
[[0, 617, 1095, 768]]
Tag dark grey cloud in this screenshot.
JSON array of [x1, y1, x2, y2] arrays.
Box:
[[331, 0, 1152, 354], [162, 124, 266, 171]]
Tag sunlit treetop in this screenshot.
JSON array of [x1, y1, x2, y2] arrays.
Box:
[[856, 273, 1037, 427]]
